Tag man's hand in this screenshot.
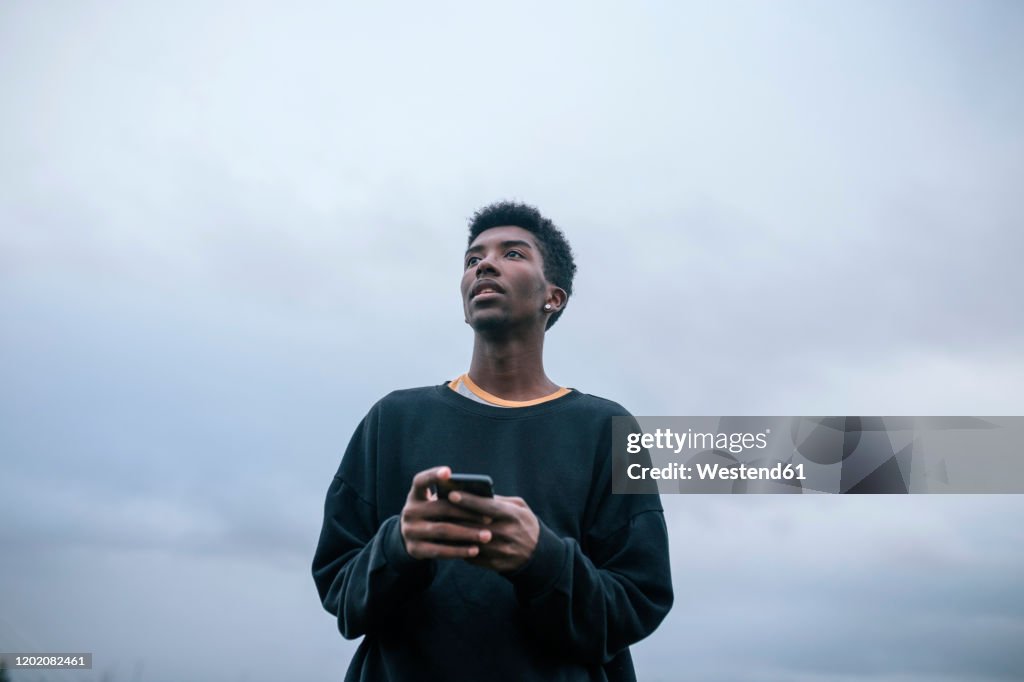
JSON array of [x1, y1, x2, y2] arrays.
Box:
[[448, 492, 540, 573], [400, 466, 494, 560]]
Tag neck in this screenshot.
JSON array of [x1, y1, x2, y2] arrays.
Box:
[[467, 330, 558, 401]]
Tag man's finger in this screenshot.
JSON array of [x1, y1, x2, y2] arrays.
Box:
[[421, 500, 491, 525], [407, 540, 481, 560], [447, 491, 504, 516], [405, 520, 493, 545], [405, 499, 490, 525], [409, 466, 451, 501]]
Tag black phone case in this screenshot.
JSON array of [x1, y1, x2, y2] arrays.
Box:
[[435, 474, 494, 499]]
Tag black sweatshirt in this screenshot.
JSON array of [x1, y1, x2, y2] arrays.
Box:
[[312, 384, 673, 682]]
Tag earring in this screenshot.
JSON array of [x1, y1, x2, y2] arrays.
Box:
[[544, 304, 552, 311]]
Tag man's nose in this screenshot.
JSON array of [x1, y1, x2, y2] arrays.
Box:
[[475, 254, 500, 276]]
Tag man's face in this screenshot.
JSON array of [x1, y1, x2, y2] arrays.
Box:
[[461, 225, 552, 334]]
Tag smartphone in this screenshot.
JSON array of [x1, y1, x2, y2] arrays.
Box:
[[434, 473, 495, 500]]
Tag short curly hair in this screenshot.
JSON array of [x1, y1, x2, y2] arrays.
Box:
[[467, 201, 577, 330]]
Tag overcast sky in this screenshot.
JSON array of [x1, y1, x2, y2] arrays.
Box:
[[2, 2, 1023, 680]]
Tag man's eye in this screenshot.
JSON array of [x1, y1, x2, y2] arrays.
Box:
[[466, 256, 480, 267], [506, 250, 523, 259]]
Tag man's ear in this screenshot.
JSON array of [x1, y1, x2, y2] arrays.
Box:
[[545, 286, 568, 311]]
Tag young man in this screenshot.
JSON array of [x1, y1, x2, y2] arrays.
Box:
[[313, 201, 673, 681]]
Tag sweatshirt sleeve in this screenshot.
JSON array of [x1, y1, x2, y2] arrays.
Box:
[[311, 407, 436, 639], [504, 506, 674, 665]]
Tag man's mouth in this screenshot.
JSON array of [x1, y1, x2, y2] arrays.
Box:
[[471, 281, 504, 300]]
